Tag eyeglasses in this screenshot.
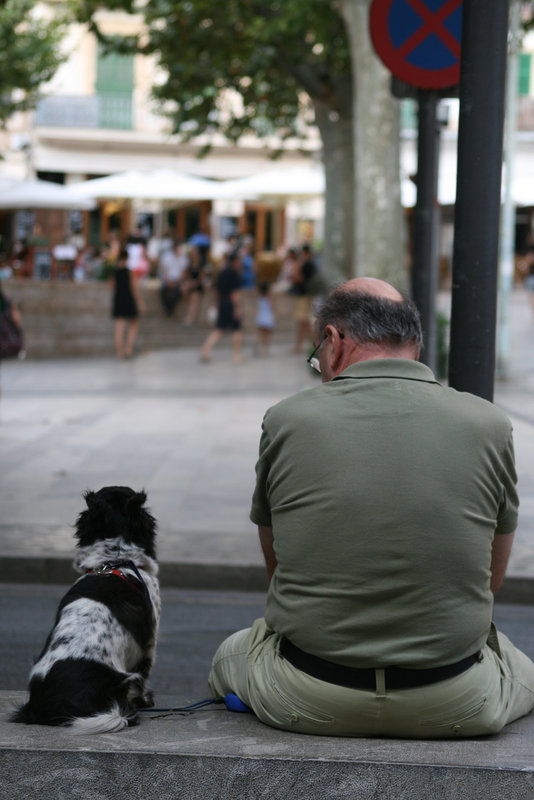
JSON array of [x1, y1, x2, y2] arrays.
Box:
[[307, 330, 344, 374], [307, 336, 327, 374]]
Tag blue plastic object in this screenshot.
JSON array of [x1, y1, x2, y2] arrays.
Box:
[[224, 693, 253, 713]]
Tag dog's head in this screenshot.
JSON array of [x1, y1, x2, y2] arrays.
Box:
[[75, 486, 157, 560]]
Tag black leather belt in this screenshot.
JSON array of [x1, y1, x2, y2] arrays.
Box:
[[279, 637, 481, 691]]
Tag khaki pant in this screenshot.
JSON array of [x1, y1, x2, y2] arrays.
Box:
[[208, 618, 534, 738]]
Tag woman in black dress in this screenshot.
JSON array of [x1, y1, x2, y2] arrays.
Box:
[[200, 251, 243, 363], [183, 245, 208, 325], [111, 247, 144, 359]]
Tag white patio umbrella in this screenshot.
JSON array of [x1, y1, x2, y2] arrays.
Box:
[[220, 165, 424, 208], [401, 177, 417, 208], [216, 165, 325, 200], [405, 166, 534, 208], [510, 171, 534, 207], [69, 169, 228, 202], [0, 177, 96, 210]]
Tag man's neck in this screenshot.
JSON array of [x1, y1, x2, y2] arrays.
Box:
[[352, 344, 419, 363]]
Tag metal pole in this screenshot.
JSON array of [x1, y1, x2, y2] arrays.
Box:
[[448, 0, 510, 401], [497, 0, 521, 379], [412, 90, 440, 372]]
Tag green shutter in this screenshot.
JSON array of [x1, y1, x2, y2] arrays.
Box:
[[518, 53, 531, 97], [96, 43, 134, 129], [400, 99, 417, 131]]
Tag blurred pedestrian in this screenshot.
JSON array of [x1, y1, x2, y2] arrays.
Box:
[[126, 229, 150, 280], [111, 247, 144, 359], [255, 283, 275, 356], [224, 234, 240, 258], [240, 240, 256, 290], [99, 230, 121, 281], [10, 240, 30, 278], [0, 284, 24, 361], [158, 239, 188, 317], [201, 252, 243, 363], [189, 230, 211, 268], [290, 244, 319, 353], [183, 245, 208, 325], [275, 247, 299, 293]]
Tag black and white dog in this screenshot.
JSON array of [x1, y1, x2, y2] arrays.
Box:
[[11, 486, 161, 734]]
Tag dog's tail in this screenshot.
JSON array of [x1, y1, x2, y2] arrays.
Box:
[[68, 702, 138, 734], [69, 672, 145, 734], [10, 702, 37, 725], [10, 699, 137, 733]]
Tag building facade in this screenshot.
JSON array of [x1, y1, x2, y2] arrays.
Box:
[[3, 5, 534, 279], [0, 5, 323, 265]]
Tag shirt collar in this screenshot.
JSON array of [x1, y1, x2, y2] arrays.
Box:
[[332, 358, 440, 384]]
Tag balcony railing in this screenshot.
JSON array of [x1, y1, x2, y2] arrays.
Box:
[[98, 93, 133, 130], [36, 93, 133, 130], [37, 95, 98, 128]]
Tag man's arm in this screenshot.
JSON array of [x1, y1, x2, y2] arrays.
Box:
[[490, 531, 515, 593], [258, 525, 277, 582]]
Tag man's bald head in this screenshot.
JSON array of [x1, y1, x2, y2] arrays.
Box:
[[314, 278, 423, 366], [342, 277, 405, 302]]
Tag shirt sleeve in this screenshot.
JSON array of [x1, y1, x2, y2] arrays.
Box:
[[249, 420, 273, 527], [495, 429, 519, 534]]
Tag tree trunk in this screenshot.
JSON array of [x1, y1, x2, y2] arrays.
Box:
[[339, 0, 407, 290], [314, 102, 355, 283]]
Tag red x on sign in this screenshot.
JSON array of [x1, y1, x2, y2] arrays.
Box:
[[370, 0, 463, 89]]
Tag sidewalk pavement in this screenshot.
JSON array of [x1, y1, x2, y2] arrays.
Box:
[[0, 290, 533, 595]]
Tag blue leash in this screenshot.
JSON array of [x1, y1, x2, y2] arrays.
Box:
[[138, 693, 252, 714]]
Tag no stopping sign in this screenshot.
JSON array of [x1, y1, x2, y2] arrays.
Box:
[[370, 0, 462, 89]]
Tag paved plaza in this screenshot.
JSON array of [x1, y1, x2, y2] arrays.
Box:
[[0, 289, 533, 585]]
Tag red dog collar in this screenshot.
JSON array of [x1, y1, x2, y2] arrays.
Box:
[[86, 565, 142, 593]]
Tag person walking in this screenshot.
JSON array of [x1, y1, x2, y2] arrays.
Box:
[[111, 247, 144, 359], [240, 240, 256, 290], [255, 283, 275, 356], [290, 244, 319, 354], [201, 252, 243, 363], [158, 239, 188, 317], [183, 245, 208, 325]]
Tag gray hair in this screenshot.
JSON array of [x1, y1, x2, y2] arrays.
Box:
[[315, 286, 423, 350]]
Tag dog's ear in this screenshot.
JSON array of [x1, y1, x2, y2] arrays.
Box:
[[75, 490, 112, 545], [125, 490, 157, 557], [84, 490, 98, 509], [126, 490, 147, 512]]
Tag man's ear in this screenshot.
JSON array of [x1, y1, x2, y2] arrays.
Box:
[[324, 324, 345, 374]]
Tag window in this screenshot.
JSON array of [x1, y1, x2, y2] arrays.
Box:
[[519, 53, 531, 97], [96, 43, 134, 129], [400, 99, 417, 132]]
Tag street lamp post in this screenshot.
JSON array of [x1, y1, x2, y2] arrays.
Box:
[[448, 0, 510, 402]]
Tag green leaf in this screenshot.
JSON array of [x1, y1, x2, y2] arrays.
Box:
[[69, 0, 351, 145]]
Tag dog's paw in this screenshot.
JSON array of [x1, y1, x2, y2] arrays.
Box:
[[132, 690, 154, 709]]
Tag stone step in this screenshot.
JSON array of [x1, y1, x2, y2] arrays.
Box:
[[4, 279, 295, 358], [2, 691, 533, 800], [5, 279, 297, 358]]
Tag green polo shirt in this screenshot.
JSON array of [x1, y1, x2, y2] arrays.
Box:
[[250, 359, 518, 668]]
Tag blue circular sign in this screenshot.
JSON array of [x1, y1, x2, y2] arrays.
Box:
[[370, 0, 463, 89]]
